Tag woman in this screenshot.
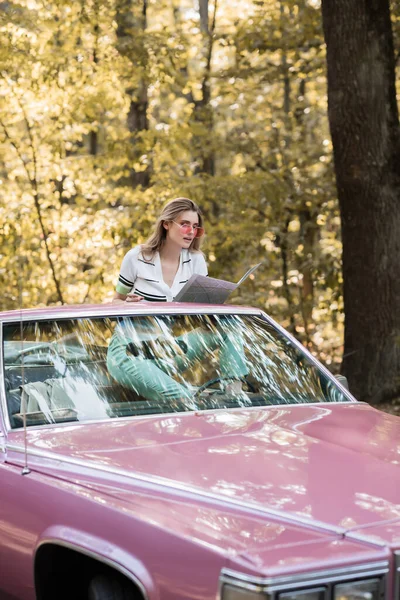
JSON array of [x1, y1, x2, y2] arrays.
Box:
[[113, 197, 207, 303], [108, 197, 247, 403]]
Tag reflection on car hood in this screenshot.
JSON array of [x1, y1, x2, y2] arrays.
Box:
[[10, 402, 400, 543]]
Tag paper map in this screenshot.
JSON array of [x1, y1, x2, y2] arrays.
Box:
[[174, 263, 262, 304]]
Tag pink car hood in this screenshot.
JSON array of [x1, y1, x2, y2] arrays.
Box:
[[8, 402, 400, 545]]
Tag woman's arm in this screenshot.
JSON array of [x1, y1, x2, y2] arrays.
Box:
[[112, 291, 143, 303], [113, 247, 142, 302], [112, 292, 127, 303]]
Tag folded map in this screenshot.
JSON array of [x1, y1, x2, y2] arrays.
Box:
[[174, 263, 262, 304]]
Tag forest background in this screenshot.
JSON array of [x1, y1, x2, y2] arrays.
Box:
[[0, 0, 399, 406]]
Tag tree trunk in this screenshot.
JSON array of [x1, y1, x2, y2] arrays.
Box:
[[299, 206, 316, 344], [115, 0, 150, 188], [321, 0, 400, 403], [193, 0, 216, 178]]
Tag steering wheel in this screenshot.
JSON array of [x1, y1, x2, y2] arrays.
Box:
[[14, 342, 55, 365], [193, 376, 256, 398], [13, 342, 68, 377], [16, 342, 52, 356]]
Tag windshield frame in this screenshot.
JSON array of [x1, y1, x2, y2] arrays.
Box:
[[0, 306, 356, 433]]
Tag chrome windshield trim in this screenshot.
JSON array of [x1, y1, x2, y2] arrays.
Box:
[[0, 304, 355, 411], [219, 562, 389, 597], [36, 539, 149, 599], [6, 442, 345, 536], [0, 303, 357, 405], [1, 307, 357, 435], [394, 551, 400, 600], [0, 304, 260, 324]]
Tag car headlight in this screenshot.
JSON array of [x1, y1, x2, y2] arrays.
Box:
[[222, 580, 382, 599], [222, 584, 326, 599], [334, 578, 381, 600], [221, 584, 263, 599], [220, 566, 387, 600]]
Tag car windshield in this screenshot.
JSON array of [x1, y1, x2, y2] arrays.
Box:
[[3, 313, 350, 428]]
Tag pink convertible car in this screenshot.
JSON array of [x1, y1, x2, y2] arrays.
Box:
[[0, 302, 398, 600]]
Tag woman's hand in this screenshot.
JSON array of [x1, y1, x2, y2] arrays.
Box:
[[112, 292, 143, 303], [125, 293, 144, 302]]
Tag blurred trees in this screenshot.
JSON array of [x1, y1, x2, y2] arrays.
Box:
[[322, 0, 400, 403], [0, 0, 385, 385]]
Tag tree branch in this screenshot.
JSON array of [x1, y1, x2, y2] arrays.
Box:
[[0, 76, 64, 303]]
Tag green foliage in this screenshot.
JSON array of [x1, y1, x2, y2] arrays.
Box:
[[0, 0, 344, 367]]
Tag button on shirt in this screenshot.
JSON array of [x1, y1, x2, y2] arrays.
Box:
[[116, 246, 208, 302]]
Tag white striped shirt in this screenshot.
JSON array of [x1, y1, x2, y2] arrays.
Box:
[[116, 246, 208, 302]]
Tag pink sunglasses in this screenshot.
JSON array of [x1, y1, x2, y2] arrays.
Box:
[[172, 221, 205, 238]]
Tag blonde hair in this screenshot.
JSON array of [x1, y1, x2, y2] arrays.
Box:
[[141, 197, 204, 259]]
